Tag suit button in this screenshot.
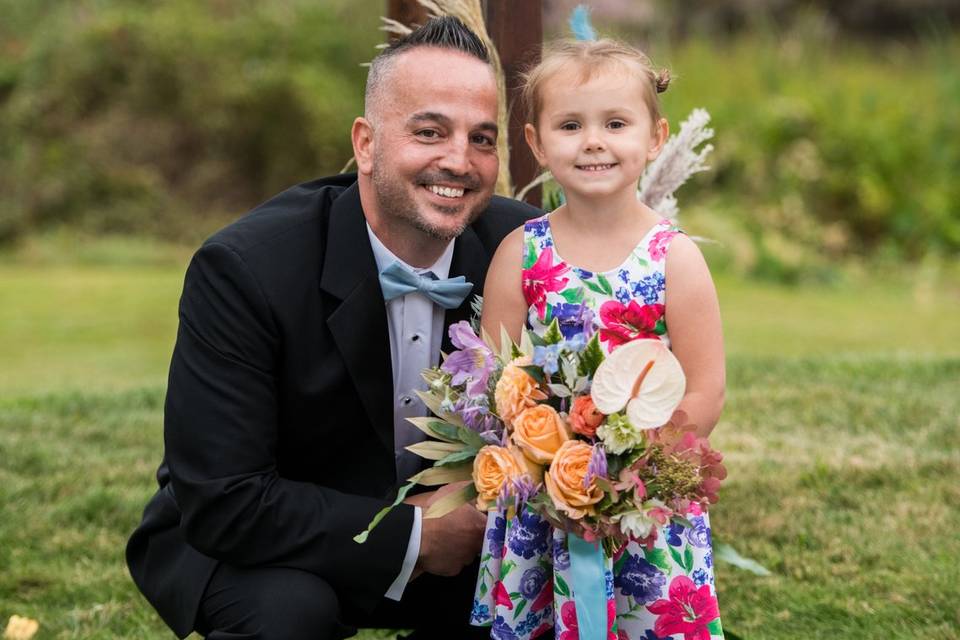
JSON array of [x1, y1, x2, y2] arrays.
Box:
[[401, 396, 412, 406]]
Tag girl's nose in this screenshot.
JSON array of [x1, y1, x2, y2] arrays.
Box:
[[583, 130, 605, 152]]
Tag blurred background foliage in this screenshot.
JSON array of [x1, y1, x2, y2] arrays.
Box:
[[0, 0, 958, 283]]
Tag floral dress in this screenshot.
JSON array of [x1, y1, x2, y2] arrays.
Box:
[[471, 214, 723, 640]]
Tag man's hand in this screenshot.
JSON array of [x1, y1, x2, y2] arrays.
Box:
[[404, 481, 486, 579]]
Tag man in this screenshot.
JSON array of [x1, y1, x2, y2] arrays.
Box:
[[126, 17, 537, 640]]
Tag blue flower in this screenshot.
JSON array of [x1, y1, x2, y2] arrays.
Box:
[[617, 268, 630, 284], [554, 303, 594, 340], [665, 521, 685, 546], [515, 609, 546, 636], [614, 553, 666, 604], [553, 535, 570, 570], [685, 516, 712, 548], [631, 273, 666, 304], [533, 344, 560, 375], [642, 631, 667, 640], [692, 568, 709, 586], [574, 267, 594, 280], [487, 515, 506, 558], [519, 566, 548, 600], [704, 551, 713, 568], [615, 287, 631, 304], [470, 599, 491, 624], [508, 509, 551, 560], [605, 569, 614, 599], [527, 219, 549, 238], [491, 615, 518, 640]]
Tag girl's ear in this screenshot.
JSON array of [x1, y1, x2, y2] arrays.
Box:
[[646, 117, 670, 162], [524, 123, 548, 167], [351, 117, 375, 175]]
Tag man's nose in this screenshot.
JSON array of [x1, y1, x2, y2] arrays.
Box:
[[437, 136, 472, 175]]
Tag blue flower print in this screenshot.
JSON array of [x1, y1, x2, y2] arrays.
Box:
[[614, 553, 666, 604], [642, 631, 667, 640], [553, 535, 570, 571], [631, 273, 666, 304], [605, 569, 614, 599], [515, 609, 547, 636], [574, 267, 594, 280], [471, 599, 491, 624], [704, 551, 713, 568], [615, 287, 631, 304], [519, 566, 548, 600], [617, 268, 630, 284], [487, 515, 506, 558], [686, 516, 712, 548], [665, 521, 685, 546], [508, 509, 551, 560], [491, 615, 518, 640], [692, 568, 709, 587], [554, 303, 591, 339], [527, 219, 549, 238]]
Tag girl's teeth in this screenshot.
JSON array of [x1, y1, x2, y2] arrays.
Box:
[[427, 185, 465, 198]]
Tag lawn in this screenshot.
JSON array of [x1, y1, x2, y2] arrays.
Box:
[[1, 261, 958, 639]]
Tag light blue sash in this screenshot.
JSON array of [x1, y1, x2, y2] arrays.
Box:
[[567, 533, 607, 640]]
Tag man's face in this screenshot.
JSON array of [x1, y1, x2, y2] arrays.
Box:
[[366, 48, 499, 241]]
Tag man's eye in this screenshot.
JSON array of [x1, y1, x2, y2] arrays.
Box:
[[471, 134, 495, 147], [416, 129, 440, 139]]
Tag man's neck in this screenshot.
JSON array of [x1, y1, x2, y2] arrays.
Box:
[[359, 182, 452, 269]]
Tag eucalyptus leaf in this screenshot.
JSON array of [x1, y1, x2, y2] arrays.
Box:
[[354, 478, 420, 543], [405, 440, 466, 460], [416, 461, 473, 485], [406, 416, 459, 443], [425, 483, 478, 519], [714, 541, 772, 576], [547, 383, 572, 398]]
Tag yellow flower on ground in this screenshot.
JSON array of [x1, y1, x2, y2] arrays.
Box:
[[3, 616, 39, 640]]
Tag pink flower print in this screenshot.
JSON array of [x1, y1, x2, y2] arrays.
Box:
[[559, 601, 580, 640], [648, 228, 678, 262], [647, 575, 720, 640], [531, 577, 554, 613], [598, 301, 665, 349], [522, 247, 570, 321], [493, 580, 513, 610]]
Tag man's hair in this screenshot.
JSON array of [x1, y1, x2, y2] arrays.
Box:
[[364, 16, 490, 119]]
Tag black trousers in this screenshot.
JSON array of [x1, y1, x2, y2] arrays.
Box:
[[193, 560, 492, 640]]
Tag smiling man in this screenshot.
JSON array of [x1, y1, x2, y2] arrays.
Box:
[[126, 17, 536, 640]]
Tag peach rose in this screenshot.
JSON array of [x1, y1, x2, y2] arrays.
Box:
[[511, 404, 571, 464], [508, 442, 545, 484], [569, 395, 605, 438], [544, 441, 603, 519], [495, 357, 548, 427], [472, 445, 525, 511]]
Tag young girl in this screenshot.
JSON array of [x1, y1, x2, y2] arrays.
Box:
[[482, 40, 726, 638]]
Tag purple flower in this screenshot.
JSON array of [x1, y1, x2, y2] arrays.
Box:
[[442, 321, 494, 397], [491, 615, 518, 640], [704, 551, 713, 568], [692, 568, 709, 586], [507, 509, 551, 560], [574, 267, 594, 279], [614, 553, 666, 603], [686, 516, 711, 548], [487, 515, 506, 558], [665, 521, 685, 547], [583, 444, 607, 489], [527, 218, 549, 238], [470, 599, 491, 624], [554, 303, 595, 340], [519, 566, 548, 599], [553, 535, 570, 570]]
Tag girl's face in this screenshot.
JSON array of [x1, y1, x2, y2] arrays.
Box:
[[525, 65, 668, 203]]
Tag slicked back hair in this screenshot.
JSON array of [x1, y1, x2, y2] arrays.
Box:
[[364, 16, 491, 120]]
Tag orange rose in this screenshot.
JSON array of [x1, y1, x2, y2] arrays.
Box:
[[544, 440, 603, 519], [569, 395, 605, 438], [495, 357, 548, 427], [508, 442, 545, 484], [472, 445, 525, 511], [511, 404, 571, 464]]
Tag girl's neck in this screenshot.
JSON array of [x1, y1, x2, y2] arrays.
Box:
[[555, 186, 660, 233]]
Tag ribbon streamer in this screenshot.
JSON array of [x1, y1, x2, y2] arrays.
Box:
[[568, 533, 607, 640]]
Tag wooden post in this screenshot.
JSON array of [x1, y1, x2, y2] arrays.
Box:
[[485, 0, 542, 206], [388, 1, 544, 205]]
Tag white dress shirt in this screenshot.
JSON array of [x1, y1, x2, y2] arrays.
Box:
[[366, 223, 455, 601]]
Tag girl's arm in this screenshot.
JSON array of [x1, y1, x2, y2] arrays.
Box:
[[664, 234, 726, 437], [481, 227, 528, 350]]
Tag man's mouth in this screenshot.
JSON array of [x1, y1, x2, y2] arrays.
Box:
[[424, 184, 467, 199], [576, 163, 618, 172]]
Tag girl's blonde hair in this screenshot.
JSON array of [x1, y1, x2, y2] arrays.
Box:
[[521, 38, 670, 128]]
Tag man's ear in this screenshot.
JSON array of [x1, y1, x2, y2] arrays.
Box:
[[646, 117, 670, 162], [524, 123, 548, 167], [351, 117, 375, 175]]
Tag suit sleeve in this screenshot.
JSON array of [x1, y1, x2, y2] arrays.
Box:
[[164, 241, 414, 611]]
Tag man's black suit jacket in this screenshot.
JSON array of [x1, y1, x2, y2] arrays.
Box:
[[126, 173, 537, 637]]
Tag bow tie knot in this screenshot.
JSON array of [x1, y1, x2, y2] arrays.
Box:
[[378, 261, 473, 309]]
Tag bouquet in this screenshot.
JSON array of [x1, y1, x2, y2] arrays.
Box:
[[357, 319, 726, 640]]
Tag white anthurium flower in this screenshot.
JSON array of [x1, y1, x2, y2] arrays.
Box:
[[590, 339, 685, 429]]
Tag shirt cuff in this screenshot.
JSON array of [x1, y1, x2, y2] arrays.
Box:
[[384, 505, 421, 601]]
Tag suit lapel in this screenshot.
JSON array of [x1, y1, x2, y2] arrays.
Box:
[[320, 184, 395, 453], [441, 226, 490, 354]]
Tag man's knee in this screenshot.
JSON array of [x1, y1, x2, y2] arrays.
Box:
[[198, 565, 349, 640]]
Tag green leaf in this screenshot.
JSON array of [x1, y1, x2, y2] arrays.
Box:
[[415, 461, 473, 485], [714, 541, 772, 576], [577, 333, 605, 377], [554, 573, 570, 597], [560, 287, 585, 304], [414, 392, 465, 427], [683, 546, 694, 573], [513, 598, 528, 619], [523, 240, 538, 269], [583, 279, 607, 295], [435, 449, 477, 466], [353, 479, 419, 543], [424, 483, 478, 519], [479, 581, 488, 597], [654, 317, 667, 335], [543, 303, 554, 325], [426, 420, 462, 442], [406, 416, 459, 443], [613, 548, 629, 574], [456, 425, 487, 451], [707, 618, 723, 636], [500, 559, 516, 578], [542, 318, 563, 345], [597, 274, 614, 295], [405, 440, 466, 460], [519, 365, 546, 385], [668, 544, 685, 571], [643, 547, 672, 573]]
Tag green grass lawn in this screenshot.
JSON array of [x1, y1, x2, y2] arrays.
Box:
[[1, 262, 959, 638]]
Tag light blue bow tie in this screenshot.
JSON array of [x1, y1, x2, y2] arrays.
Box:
[[378, 261, 473, 309]]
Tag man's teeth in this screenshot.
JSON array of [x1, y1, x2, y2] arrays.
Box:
[[427, 185, 465, 198], [578, 163, 616, 171]]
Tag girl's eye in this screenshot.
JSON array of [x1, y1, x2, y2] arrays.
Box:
[[560, 122, 580, 131], [608, 120, 627, 129]]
